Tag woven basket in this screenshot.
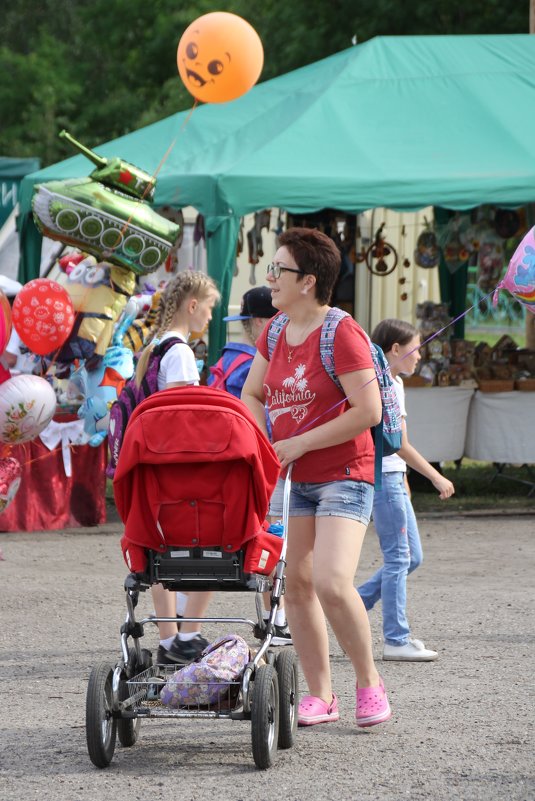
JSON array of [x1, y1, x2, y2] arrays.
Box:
[[515, 378, 535, 391], [477, 379, 515, 392]]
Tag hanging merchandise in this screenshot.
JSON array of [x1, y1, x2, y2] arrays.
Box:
[[193, 213, 206, 272], [437, 213, 471, 274], [493, 208, 521, 240], [246, 209, 271, 285], [366, 223, 398, 276], [414, 218, 440, 269], [476, 229, 504, 292], [156, 207, 185, 272], [32, 131, 181, 276]]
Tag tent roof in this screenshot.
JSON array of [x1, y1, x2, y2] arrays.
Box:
[[19, 34, 535, 218]]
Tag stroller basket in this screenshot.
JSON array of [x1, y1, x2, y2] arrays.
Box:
[[126, 665, 242, 719]]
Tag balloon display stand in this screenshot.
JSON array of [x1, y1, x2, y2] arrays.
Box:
[[0, 414, 107, 532]]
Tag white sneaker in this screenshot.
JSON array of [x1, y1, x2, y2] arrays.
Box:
[[383, 639, 438, 661]]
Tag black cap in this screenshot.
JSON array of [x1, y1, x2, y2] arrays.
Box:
[[223, 286, 277, 321]]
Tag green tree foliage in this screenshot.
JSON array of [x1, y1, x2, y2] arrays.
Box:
[[0, 0, 528, 165]]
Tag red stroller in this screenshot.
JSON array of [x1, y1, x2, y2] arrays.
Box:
[[85, 387, 298, 770]]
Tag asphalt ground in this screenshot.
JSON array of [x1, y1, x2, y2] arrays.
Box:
[[0, 512, 533, 801]]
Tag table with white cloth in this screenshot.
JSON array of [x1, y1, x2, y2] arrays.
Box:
[[464, 391, 535, 464], [464, 390, 535, 495], [404, 387, 476, 463]]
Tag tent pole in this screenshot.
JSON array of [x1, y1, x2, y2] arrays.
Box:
[[205, 214, 241, 364]]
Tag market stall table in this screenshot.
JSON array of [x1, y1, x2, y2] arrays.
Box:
[[464, 391, 535, 495], [404, 386, 475, 463]]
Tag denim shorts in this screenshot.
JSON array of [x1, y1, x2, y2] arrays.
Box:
[[269, 478, 374, 525]]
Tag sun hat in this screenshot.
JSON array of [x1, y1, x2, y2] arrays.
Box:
[[223, 286, 277, 321]]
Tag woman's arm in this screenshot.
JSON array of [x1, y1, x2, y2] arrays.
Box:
[[398, 420, 455, 499], [241, 352, 270, 438], [272, 367, 381, 469]]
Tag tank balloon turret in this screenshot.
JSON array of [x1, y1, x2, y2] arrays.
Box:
[[32, 131, 181, 276]]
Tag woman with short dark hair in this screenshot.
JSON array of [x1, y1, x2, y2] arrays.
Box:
[[242, 227, 392, 728]]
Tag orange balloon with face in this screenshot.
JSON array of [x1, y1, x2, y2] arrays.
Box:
[[177, 12, 264, 104]]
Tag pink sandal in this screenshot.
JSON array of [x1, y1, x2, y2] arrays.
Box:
[[298, 693, 339, 726], [356, 678, 392, 728]]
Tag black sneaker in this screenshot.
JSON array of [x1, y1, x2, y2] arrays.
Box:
[[271, 624, 293, 646], [156, 634, 209, 665]]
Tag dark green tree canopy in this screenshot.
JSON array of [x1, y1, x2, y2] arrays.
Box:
[[0, 0, 528, 164]]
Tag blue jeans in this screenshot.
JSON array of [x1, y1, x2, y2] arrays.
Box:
[[357, 472, 423, 646]]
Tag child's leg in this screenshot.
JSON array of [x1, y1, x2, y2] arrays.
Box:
[[151, 583, 180, 640], [372, 473, 411, 645], [404, 493, 423, 574], [180, 591, 214, 635]]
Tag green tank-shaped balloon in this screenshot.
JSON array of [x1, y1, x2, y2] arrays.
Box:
[[32, 131, 181, 275]]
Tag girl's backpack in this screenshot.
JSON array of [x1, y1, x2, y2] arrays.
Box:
[[266, 308, 402, 488], [208, 351, 253, 391], [160, 634, 250, 708], [106, 337, 185, 479]]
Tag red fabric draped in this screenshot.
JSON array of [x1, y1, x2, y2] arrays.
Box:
[[0, 414, 107, 532]]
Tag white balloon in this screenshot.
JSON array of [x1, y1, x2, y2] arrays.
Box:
[[0, 375, 57, 444]]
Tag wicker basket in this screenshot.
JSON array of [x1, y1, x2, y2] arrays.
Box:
[[402, 375, 428, 388], [515, 378, 535, 391], [477, 379, 515, 392]]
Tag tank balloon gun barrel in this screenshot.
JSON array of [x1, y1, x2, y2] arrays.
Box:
[[59, 130, 108, 169], [58, 129, 156, 202]]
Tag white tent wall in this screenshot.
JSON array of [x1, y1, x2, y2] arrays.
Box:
[[224, 207, 441, 344], [356, 207, 441, 334]]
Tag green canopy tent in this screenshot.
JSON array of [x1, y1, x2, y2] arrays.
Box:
[[18, 34, 535, 360]]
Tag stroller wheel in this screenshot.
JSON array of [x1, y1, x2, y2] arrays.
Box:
[[86, 662, 117, 768], [275, 649, 298, 749], [117, 647, 152, 747], [251, 663, 279, 769]]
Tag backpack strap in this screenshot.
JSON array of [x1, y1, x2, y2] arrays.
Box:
[[153, 336, 185, 359], [139, 336, 186, 396], [319, 307, 349, 392], [211, 351, 254, 390], [266, 312, 289, 359]]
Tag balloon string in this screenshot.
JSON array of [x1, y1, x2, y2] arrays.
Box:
[[21, 442, 82, 468], [293, 286, 498, 436], [106, 99, 199, 251]]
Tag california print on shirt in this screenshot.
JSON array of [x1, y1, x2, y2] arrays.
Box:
[[265, 363, 315, 425]]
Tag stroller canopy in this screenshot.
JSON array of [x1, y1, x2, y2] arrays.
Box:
[[114, 387, 280, 571]]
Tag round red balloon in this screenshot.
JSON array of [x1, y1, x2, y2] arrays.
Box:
[[177, 12, 264, 104], [0, 290, 12, 357], [12, 279, 75, 356]]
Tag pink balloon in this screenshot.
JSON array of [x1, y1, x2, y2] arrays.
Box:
[[0, 456, 22, 514], [0, 289, 12, 356], [12, 279, 75, 356], [496, 226, 535, 312]]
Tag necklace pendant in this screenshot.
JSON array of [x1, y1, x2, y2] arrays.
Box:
[[287, 352, 293, 363]]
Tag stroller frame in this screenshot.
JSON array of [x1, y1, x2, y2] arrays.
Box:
[[86, 468, 298, 770]]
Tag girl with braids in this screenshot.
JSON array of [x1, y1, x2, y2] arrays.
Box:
[[358, 319, 454, 662], [138, 270, 221, 665]]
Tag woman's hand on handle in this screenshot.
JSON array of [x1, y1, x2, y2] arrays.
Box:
[[273, 437, 308, 469]]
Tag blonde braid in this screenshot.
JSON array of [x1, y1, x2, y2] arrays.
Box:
[[135, 271, 219, 386]]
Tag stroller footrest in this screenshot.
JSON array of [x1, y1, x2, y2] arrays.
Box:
[[148, 547, 257, 591]]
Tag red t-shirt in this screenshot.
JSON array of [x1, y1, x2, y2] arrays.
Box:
[[257, 314, 375, 484]]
